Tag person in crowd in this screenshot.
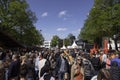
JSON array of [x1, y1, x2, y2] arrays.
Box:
[[20, 56, 28, 80], [110, 53, 120, 67], [102, 52, 107, 63], [0, 51, 6, 60], [0, 60, 5, 80], [106, 54, 111, 69], [99, 52, 106, 69], [62, 50, 73, 67], [34, 52, 39, 80], [40, 59, 55, 80], [40, 67, 55, 80], [48, 52, 57, 77], [55, 51, 70, 80], [3, 57, 11, 80], [26, 54, 35, 80], [109, 61, 120, 80], [8, 54, 20, 80], [95, 51, 100, 58], [70, 49, 76, 59], [38, 52, 47, 79], [90, 53, 101, 74], [82, 54, 95, 80], [97, 52, 120, 80], [71, 56, 84, 80], [97, 68, 111, 80]]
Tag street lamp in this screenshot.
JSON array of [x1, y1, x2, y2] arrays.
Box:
[[113, 34, 118, 51], [108, 39, 112, 50]]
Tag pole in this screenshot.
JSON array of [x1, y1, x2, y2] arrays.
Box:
[[114, 35, 118, 51]]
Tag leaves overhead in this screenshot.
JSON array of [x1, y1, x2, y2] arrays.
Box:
[[51, 35, 60, 47], [79, 0, 120, 45], [0, 0, 44, 46]]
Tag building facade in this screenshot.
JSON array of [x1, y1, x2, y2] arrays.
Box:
[[43, 41, 51, 48]]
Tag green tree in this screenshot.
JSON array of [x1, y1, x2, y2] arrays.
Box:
[[67, 33, 76, 45], [79, 0, 120, 47], [23, 27, 44, 46], [0, 0, 44, 46], [59, 39, 64, 48], [51, 35, 60, 47], [64, 38, 70, 46]]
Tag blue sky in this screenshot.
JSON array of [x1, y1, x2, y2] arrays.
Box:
[[27, 0, 94, 40]]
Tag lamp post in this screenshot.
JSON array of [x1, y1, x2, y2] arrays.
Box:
[[113, 34, 118, 51], [39, 29, 44, 46], [108, 39, 112, 50]]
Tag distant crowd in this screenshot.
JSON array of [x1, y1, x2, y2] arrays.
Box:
[[0, 48, 120, 80]]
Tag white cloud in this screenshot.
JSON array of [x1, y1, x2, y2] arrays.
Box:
[[71, 28, 81, 34], [57, 28, 67, 31], [58, 10, 67, 17], [41, 12, 48, 17]]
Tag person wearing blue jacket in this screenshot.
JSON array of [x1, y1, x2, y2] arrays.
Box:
[[110, 53, 120, 67]]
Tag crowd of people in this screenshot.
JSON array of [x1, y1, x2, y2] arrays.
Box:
[[0, 48, 120, 80]]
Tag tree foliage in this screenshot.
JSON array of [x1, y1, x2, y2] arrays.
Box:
[[64, 38, 70, 46], [50, 33, 76, 48], [0, 0, 44, 46], [79, 0, 120, 46], [67, 33, 76, 45], [51, 35, 60, 47]]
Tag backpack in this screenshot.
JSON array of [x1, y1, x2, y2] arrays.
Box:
[[83, 60, 95, 77], [90, 57, 100, 71], [110, 61, 120, 80], [20, 64, 28, 77]]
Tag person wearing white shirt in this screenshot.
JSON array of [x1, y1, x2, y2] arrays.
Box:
[[102, 53, 107, 63], [34, 52, 40, 79], [38, 53, 46, 79]]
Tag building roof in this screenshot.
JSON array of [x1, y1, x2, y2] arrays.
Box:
[[71, 41, 78, 48]]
